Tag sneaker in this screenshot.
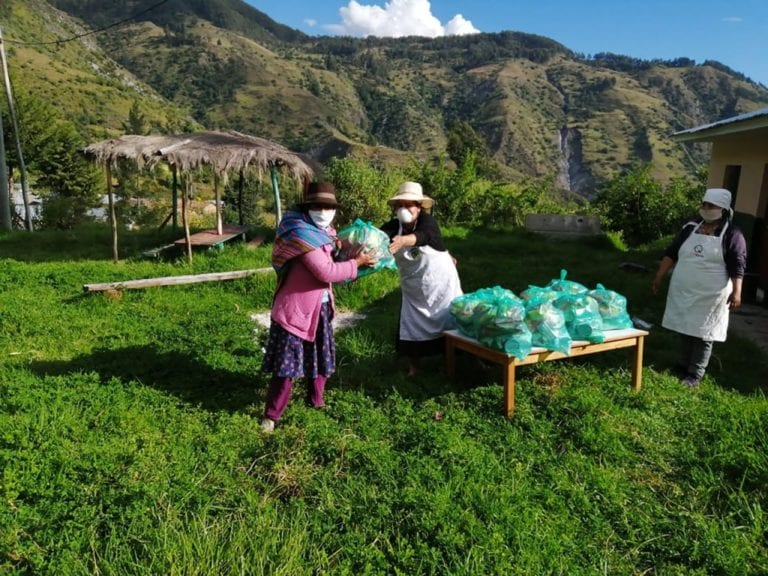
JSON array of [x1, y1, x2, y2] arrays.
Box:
[[681, 376, 701, 388], [260, 418, 275, 433]]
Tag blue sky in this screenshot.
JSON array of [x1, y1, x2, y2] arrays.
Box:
[[245, 0, 768, 87]]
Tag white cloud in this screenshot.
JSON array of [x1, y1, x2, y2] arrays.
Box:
[[444, 14, 477, 36], [304, 18, 318, 27], [326, 0, 479, 38], [722, 16, 743, 23]]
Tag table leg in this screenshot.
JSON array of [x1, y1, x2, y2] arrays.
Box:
[[631, 336, 644, 391], [503, 360, 516, 418]]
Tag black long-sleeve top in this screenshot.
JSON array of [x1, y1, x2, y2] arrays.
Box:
[[380, 212, 446, 251], [663, 219, 747, 278]]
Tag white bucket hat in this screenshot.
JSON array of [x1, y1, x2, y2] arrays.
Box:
[[702, 188, 733, 216], [388, 181, 434, 209]]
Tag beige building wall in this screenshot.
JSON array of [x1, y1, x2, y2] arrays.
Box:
[[708, 131, 768, 217]]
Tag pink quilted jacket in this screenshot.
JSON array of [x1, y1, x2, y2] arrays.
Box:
[[270, 244, 358, 340]]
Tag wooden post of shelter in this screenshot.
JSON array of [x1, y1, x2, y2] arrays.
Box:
[[180, 169, 192, 263], [0, 103, 11, 231], [237, 170, 244, 226], [106, 163, 118, 263], [214, 172, 223, 235], [172, 167, 178, 230], [0, 27, 32, 231]]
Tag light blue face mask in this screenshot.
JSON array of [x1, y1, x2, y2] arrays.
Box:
[[309, 209, 336, 229]]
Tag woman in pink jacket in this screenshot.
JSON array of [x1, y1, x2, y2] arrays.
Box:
[[261, 182, 375, 432]]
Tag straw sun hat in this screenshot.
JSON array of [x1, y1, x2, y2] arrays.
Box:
[[387, 181, 434, 209]]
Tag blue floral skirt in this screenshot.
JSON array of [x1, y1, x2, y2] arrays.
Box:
[[262, 301, 336, 378]]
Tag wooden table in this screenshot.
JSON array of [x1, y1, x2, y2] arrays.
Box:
[[174, 224, 249, 249], [444, 328, 649, 418]]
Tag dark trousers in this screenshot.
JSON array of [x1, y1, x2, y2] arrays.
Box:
[[679, 334, 713, 379]]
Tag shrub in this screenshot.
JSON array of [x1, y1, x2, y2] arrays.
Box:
[[322, 157, 404, 226], [593, 164, 702, 246]]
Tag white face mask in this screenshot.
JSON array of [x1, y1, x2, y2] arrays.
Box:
[[699, 207, 723, 223], [397, 207, 414, 224], [309, 209, 336, 229]]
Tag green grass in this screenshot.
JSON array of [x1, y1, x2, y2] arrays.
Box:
[[1, 224, 767, 574]]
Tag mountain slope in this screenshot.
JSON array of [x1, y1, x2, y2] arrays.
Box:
[[1, 0, 199, 136], [6, 0, 768, 197]]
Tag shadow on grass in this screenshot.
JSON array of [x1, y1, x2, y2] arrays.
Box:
[[0, 224, 188, 263], [640, 323, 768, 395], [1, 222, 273, 263], [332, 289, 506, 409], [30, 345, 268, 413], [338, 293, 768, 413]]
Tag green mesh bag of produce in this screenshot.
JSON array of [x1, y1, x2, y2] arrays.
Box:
[[335, 219, 397, 278], [553, 293, 605, 343], [587, 284, 633, 330], [520, 285, 559, 302], [545, 269, 588, 295], [523, 291, 572, 355], [449, 286, 532, 359]]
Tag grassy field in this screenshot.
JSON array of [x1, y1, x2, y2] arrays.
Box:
[[1, 224, 767, 575]]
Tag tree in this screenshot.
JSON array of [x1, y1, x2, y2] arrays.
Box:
[[593, 164, 701, 246], [446, 120, 499, 179], [322, 157, 402, 226], [122, 100, 147, 135], [4, 90, 101, 229]]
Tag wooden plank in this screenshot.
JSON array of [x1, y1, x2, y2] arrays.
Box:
[[83, 268, 273, 292], [141, 243, 177, 259]]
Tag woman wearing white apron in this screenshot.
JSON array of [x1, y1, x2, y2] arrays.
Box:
[[652, 188, 747, 387], [380, 182, 463, 377]]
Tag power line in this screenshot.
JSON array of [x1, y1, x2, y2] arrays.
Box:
[[4, 0, 173, 46]]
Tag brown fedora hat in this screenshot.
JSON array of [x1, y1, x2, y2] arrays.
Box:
[[303, 181, 339, 207]]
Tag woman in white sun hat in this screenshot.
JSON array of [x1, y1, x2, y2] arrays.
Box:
[[652, 187, 747, 388], [380, 181, 463, 377]]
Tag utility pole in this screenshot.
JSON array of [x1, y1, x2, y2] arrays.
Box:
[[0, 26, 33, 231], [0, 104, 10, 230]]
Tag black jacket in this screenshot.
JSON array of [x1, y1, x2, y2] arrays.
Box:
[[380, 212, 446, 251], [663, 219, 747, 278]]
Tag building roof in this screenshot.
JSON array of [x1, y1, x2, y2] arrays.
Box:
[[672, 107, 768, 142]]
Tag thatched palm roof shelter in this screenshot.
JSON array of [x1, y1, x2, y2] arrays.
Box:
[[84, 130, 315, 262]]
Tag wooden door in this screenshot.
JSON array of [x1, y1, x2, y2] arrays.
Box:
[[760, 168, 768, 291], [760, 216, 768, 291]]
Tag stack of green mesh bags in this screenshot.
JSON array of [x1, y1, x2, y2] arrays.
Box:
[[449, 270, 633, 358], [449, 286, 532, 359]]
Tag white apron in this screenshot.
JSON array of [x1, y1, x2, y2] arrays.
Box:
[[394, 244, 463, 341], [662, 222, 732, 341]]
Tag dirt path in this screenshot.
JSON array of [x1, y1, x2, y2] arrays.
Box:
[[729, 303, 768, 356]]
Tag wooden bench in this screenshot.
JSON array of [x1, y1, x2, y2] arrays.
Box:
[[444, 328, 649, 418], [142, 242, 177, 259], [174, 224, 249, 249]]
